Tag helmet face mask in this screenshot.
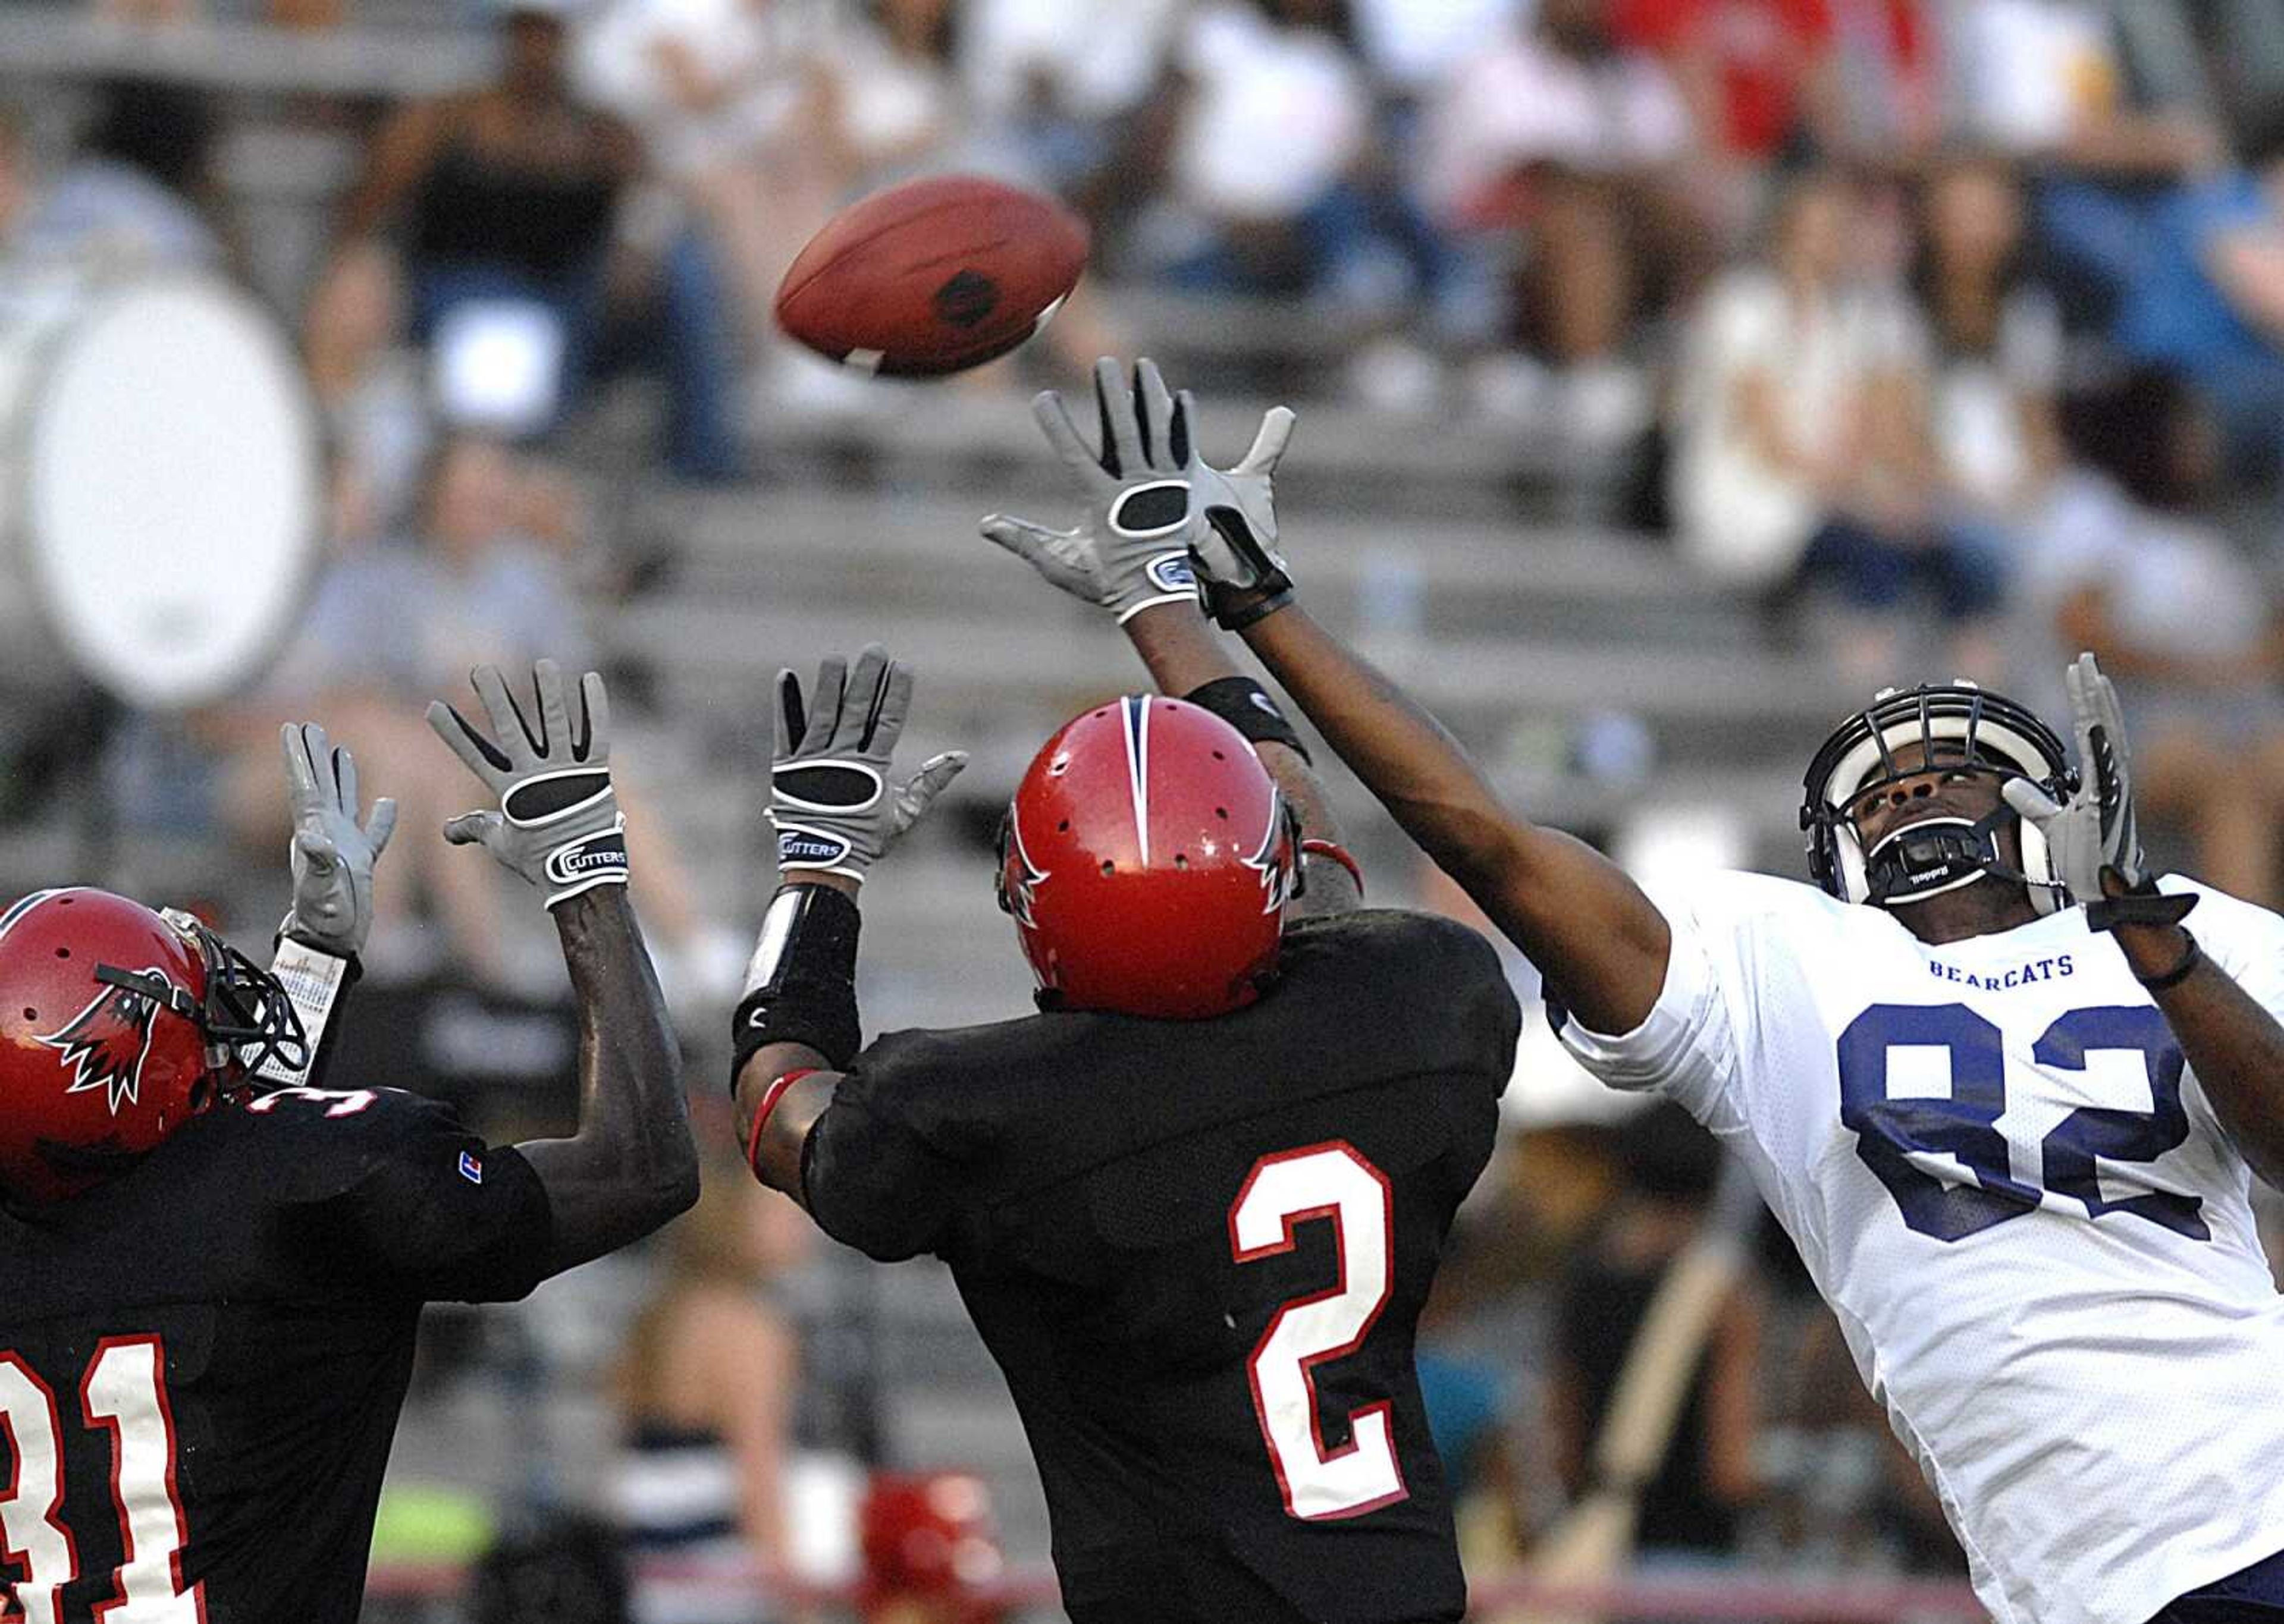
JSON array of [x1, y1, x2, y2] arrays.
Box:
[[994, 698, 1301, 1020], [1802, 684, 2077, 915]]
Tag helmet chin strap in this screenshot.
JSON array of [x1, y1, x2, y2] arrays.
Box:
[[1863, 810, 2064, 910]]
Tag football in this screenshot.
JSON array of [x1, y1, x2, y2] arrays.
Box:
[[774, 175, 1091, 377]]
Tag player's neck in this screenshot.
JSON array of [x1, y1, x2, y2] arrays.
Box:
[[1887, 879, 2043, 946]]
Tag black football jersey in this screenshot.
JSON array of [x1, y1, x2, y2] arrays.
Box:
[[802, 909, 1521, 1624], [0, 1085, 553, 1623]]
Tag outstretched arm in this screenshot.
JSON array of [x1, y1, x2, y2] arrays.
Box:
[[428, 660, 698, 1274], [1178, 394, 1670, 1032], [1237, 605, 1666, 1030], [519, 886, 696, 1272], [730, 649, 964, 1202], [2006, 654, 2284, 1188], [978, 357, 1360, 917]]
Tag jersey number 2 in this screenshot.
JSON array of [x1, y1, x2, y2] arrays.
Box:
[[1229, 1142, 1407, 1522], [0, 1338, 199, 1623]]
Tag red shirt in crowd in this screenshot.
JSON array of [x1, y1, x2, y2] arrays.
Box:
[[1612, 0, 1930, 159]]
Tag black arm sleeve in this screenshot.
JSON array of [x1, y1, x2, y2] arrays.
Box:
[[290, 1091, 557, 1303], [801, 1089, 962, 1263]]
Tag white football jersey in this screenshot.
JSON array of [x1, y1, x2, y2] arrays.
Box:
[[1558, 871, 2284, 1624]]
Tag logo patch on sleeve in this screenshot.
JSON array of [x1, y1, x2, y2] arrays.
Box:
[[459, 1151, 484, 1186]]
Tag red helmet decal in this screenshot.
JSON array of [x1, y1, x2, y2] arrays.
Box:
[[1002, 807, 1049, 928], [1243, 789, 1296, 916], [0, 889, 215, 1205], [39, 971, 170, 1116]]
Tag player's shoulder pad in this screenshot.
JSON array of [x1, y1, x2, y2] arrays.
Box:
[[1648, 866, 1854, 938], [1282, 906, 1523, 1070], [2159, 872, 2284, 950], [226, 1085, 484, 1206]]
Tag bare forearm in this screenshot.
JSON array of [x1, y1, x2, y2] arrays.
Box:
[[519, 888, 698, 1272], [1241, 605, 1523, 885], [2116, 921, 2284, 1189], [1239, 603, 1669, 1029]]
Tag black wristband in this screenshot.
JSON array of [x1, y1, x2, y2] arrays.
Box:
[[732, 883, 862, 1086], [1215, 585, 1294, 632], [2135, 929, 2203, 992], [1181, 677, 1310, 763], [2085, 872, 2198, 932]]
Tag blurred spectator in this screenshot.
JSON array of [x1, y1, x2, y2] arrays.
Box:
[[305, 238, 434, 539], [2114, 119, 2284, 480], [574, 0, 845, 358], [1670, 169, 2004, 680], [327, 0, 739, 480], [963, 0, 1182, 213], [1156, 0, 1434, 305], [832, 0, 962, 180], [1544, 1102, 1764, 1566], [0, 108, 28, 250], [1914, 152, 2066, 526], [611, 1158, 809, 1622], [12, 78, 227, 273], [2015, 369, 2284, 906], [1423, 0, 1692, 444], [1612, 0, 1935, 184], [241, 435, 590, 979], [1947, 0, 2223, 319]]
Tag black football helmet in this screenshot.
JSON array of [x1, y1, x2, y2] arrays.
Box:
[[1802, 683, 2076, 913]]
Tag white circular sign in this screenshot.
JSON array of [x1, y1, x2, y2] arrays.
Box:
[[18, 278, 320, 709]]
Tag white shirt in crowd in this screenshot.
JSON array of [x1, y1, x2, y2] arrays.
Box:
[[1944, 0, 2122, 156], [1561, 868, 2284, 1624], [1174, 4, 1369, 221], [1669, 265, 1925, 586], [1422, 26, 1689, 222]]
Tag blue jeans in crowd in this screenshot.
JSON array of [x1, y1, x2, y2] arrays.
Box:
[[412, 230, 740, 483]]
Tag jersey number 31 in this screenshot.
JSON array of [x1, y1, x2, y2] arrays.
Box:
[[1229, 1142, 1408, 1522], [0, 1337, 198, 1623]]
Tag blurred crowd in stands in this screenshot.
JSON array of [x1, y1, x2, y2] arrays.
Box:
[[16, 1, 2284, 1616]]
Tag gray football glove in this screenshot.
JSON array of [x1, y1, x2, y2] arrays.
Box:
[[979, 357, 1202, 623], [2002, 652, 2194, 930], [428, 659, 630, 909], [278, 722, 397, 959], [1181, 392, 1298, 629], [771, 644, 965, 884]]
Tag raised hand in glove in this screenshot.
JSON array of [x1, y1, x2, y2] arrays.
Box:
[[428, 659, 630, 909], [980, 357, 1202, 623], [772, 644, 965, 884], [279, 722, 397, 959], [2002, 652, 2195, 931], [1181, 391, 1297, 630]]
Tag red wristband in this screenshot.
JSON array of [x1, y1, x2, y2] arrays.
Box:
[[1300, 838, 1363, 895], [745, 1067, 817, 1180]]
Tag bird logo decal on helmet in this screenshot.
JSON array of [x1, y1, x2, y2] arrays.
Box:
[[1000, 809, 1050, 928], [40, 971, 170, 1115]]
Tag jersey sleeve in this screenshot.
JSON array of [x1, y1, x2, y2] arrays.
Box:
[[801, 1039, 970, 1263], [265, 1086, 557, 1303], [2169, 876, 2284, 1017], [1553, 872, 1793, 1122]]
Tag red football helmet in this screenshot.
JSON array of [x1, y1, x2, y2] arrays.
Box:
[[0, 888, 300, 1206], [857, 1471, 1006, 1624], [996, 697, 1301, 1020]]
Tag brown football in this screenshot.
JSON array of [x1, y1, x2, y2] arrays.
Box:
[[774, 175, 1090, 377]]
